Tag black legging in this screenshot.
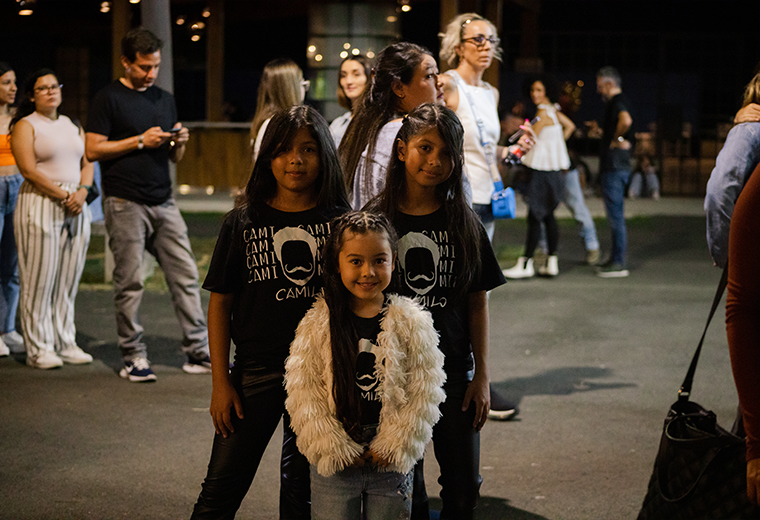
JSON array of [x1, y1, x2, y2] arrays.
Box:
[[525, 209, 558, 257]]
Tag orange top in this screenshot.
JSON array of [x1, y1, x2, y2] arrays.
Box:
[[0, 134, 14, 167]]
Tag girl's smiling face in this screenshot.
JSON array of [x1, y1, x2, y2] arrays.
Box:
[[0, 70, 17, 107], [338, 230, 394, 315], [397, 127, 453, 189], [270, 127, 321, 197]]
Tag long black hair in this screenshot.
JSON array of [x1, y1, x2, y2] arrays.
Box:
[[9, 68, 58, 133], [339, 42, 433, 198], [321, 210, 398, 442], [367, 103, 481, 298], [242, 105, 349, 219]]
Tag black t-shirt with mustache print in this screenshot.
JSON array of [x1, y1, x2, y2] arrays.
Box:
[[203, 204, 346, 371], [392, 207, 505, 375], [351, 311, 383, 441]]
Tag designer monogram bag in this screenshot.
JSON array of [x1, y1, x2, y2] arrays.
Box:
[[637, 269, 760, 520]]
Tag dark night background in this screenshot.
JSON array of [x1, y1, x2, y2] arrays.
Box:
[[1, 0, 758, 139]]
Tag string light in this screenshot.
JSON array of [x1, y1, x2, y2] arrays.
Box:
[[100, 1, 111, 13]]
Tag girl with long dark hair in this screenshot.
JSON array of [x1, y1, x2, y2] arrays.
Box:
[[367, 103, 506, 520], [284, 210, 445, 520], [191, 105, 349, 519], [339, 42, 448, 209]]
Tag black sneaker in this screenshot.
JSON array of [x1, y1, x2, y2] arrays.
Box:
[[183, 353, 212, 374], [120, 358, 157, 382], [488, 386, 519, 421]]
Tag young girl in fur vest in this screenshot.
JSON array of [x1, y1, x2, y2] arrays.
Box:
[[284, 211, 446, 520]]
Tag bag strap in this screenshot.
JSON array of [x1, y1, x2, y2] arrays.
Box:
[[447, 70, 501, 185], [678, 266, 729, 402]]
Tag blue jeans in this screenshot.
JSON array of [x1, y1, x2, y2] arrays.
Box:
[[191, 368, 311, 520], [0, 173, 21, 333], [600, 169, 630, 266], [103, 196, 208, 361], [311, 464, 412, 520], [538, 168, 599, 253]]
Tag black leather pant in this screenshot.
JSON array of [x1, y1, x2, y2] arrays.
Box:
[[191, 368, 310, 520], [411, 373, 482, 520]]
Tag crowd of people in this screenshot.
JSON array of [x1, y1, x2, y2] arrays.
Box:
[[9, 10, 760, 519]]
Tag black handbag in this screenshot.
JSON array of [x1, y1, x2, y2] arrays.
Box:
[[637, 268, 760, 520]]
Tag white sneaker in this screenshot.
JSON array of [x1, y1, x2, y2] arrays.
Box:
[[27, 351, 64, 369], [502, 257, 534, 279], [3, 330, 25, 354], [58, 346, 93, 365], [538, 255, 559, 277], [0, 337, 8, 357]]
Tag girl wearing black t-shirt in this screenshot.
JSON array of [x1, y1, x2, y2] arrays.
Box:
[[367, 103, 506, 520], [284, 211, 445, 520], [191, 106, 349, 520]]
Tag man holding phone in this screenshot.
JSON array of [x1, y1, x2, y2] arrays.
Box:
[[85, 27, 209, 382]]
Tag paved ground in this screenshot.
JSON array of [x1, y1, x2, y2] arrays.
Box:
[[1, 196, 739, 520]]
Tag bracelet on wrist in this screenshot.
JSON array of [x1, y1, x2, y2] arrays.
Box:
[[78, 185, 91, 195], [137, 134, 144, 150]]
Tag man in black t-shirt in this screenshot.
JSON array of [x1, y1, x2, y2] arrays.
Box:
[[85, 27, 209, 382], [593, 66, 633, 278]]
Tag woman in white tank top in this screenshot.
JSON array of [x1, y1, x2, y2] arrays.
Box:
[[9, 68, 93, 369], [502, 76, 576, 279]]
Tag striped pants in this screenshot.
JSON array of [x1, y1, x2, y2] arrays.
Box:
[[14, 181, 91, 358]]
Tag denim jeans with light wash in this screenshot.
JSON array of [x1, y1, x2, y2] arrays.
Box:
[[311, 463, 413, 520], [628, 171, 660, 198], [538, 168, 599, 253], [0, 173, 22, 333], [600, 169, 630, 266], [103, 196, 208, 361]]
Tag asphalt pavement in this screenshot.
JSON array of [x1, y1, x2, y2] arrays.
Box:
[[1, 195, 738, 520]]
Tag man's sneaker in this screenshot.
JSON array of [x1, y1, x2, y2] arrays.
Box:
[[27, 351, 64, 369], [120, 357, 157, 382], [0, 337, 9, 357], [586, 249, 600, 266], [596, 263, 629, 278], [488, 385, 519, 421], [59, 346, 93, 365], [3, 330, 25, 354], [183, 353, 212, 374]]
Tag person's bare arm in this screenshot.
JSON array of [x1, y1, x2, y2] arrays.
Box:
[[557, 110, 577, 141], [207, 292, 242, 438], [610, 110, 633, 149], [168, 124, 189, 164], [462, 290, 490, 431], [11, 120, 70, 201], [64, 128, 94, 216], [85, 126, 172, 162]]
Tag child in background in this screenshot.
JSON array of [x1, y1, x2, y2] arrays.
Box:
[[285, 211, 445, 520], [191, 106, 349, 520], [628, 154, 660, 199], [367, 103, 506, 520]]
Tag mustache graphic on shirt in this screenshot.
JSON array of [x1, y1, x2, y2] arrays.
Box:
[[284, 262, 314, 274]]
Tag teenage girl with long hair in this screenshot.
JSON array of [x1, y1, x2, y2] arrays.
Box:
[[284, 211, 445, 520], [329, 54, 371, 147], [0, 62, 23, 357], [191, 105, 349, 519], [339, 42, 448, 210], [250, 58, 308, 161], [367, 103, 506, 520]]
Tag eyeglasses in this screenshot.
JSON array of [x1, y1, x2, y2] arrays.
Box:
[[34, 84, 62, 94], [462, 35, 500, 48], [301, 79, 310, 92]]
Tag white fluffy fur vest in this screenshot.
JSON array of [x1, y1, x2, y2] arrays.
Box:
[[284, 294, 446, 477]]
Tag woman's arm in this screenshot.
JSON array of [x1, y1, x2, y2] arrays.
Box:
[[557, 110, 577, 141], [10, 119, 70, 202], [65, 128, 95, 216], [207, 291, 242, 439], [464, 290, 490, 431]]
